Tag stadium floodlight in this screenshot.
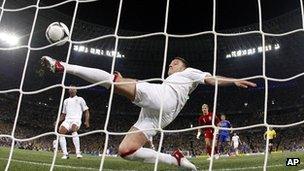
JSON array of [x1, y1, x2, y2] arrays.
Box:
[[0, 32, 19, 46], [73, 45, 125, 58], [274, 44, 280, 50], [226, 43, 280, 59]]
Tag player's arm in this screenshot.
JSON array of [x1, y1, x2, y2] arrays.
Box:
[[59, 113, 66, 122], [54, 99, 67, 127], [81, 98, 90, 128], [263, 132, 267, 140], [205, 75, 256, 88], [83, 109, 90, 128], [229, 122, 233, 133]]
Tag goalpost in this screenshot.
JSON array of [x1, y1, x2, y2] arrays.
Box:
[[0, 0, 304, 171]]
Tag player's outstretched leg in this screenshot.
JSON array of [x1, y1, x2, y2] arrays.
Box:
[[41, 56, 137, 101], [118, 127, 197, 171], [41, 56, 114, 88]]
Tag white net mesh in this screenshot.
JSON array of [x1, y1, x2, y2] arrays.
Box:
[[0, 0, 304, 171]]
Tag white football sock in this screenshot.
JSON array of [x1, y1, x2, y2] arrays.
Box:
[[61, 63, 114, 89], [124, 147, 178, 165], [59, 136, 68, 155], [124, 148, 197, 170], [72, 132, 81, 154]]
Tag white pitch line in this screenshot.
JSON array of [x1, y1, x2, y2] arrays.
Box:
[[1, 157, 302, 171], [208, 165, 283, 171], [0, 158, 135, 171], [0, 157, 98, 170]]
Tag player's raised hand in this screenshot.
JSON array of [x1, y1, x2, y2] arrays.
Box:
[[234, 80, 257, 88]]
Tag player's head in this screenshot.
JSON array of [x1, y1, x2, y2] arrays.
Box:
[[201, 104, 209, 114], [68, 85, 77, 97], [234, 132, 237, 136], [269, 127, 273, 130], [221, 114, 226, 121], [168, 57, 189, 75]]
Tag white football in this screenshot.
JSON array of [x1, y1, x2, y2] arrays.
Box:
[[45, 22, 69, 46]]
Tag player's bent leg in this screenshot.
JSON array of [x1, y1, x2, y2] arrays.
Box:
[[58, 125, 68, 134], [118, 127, 148, 158], [71, 124, 82, 158], [58, 125, 69, 159], [205, 137, 212, 157], [71, 124, 79, 132], [205, 137, 219, 160], [119, 127, 197, 171]]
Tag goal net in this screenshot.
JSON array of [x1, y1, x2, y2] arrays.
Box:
[[0, 0, 304, 171]]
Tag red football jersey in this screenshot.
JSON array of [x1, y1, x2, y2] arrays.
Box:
[[198, 112, 220, 133]]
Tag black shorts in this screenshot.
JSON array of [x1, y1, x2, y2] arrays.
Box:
[[269, 139, 274, 144]]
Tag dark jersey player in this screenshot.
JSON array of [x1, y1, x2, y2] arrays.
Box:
[[218, 114, 232, 156], [197, 104, 220, 160]]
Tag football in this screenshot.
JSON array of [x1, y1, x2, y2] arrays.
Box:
[[45, 22, 69, 46]]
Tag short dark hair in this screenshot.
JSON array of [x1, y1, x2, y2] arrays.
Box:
[[174, 57, 189, 68], [69, 84, 77, 91]]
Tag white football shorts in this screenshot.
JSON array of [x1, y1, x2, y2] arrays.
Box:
[[233, 143, 239, 149], [133, 82, 179, 140], [61, 119, 81, 131]]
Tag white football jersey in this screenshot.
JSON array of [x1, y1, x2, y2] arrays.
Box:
[[165, 67, 211, 111], [232, 135, 240, 144], [62, 96, 89, 120]]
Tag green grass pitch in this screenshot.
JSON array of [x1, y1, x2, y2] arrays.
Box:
[[0, 147, 303, 171]]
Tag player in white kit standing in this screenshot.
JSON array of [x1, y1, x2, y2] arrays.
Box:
[[41, 56, 256, 170], [58, 86, 90, 159], [231, 133, 241, 156]]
